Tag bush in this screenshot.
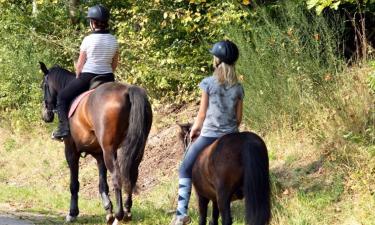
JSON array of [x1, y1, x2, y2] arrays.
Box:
[[229, 1, 345, 131]]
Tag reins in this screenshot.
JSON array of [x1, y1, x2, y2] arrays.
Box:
[[43, 75, 56, 114], [182, 127, 193, 158]]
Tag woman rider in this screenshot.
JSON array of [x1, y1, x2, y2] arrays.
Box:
[[53, 4, 119, 140]]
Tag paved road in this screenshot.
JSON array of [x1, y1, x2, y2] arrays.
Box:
[[0, 214, 32, 225]]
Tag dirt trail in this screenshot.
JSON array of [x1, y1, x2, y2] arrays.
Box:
[[137, 104, 198, 191]]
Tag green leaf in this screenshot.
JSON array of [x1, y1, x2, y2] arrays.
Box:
[[331, 1, 341, 10], [307, 0, 320, 9]]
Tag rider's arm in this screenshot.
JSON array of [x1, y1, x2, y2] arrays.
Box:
[[190, 91, 208, 140], [112, 50, 119, 72], [75, 51, 87, 77], [236, 99, 243, 126]]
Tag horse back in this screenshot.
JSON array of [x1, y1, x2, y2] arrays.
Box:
[[192, 132, 259, 201], [70, 82, 132, 152]]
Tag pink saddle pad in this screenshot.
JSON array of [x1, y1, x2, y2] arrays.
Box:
[[68, 89, 95, 118]]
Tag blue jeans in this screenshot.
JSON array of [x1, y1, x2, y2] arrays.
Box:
[[179, 136, 217, 178]]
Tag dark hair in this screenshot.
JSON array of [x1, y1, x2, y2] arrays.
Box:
[[91, 19, 108, 30]]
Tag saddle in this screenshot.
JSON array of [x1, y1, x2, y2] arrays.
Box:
[[89, 75, 114, 89], [68, 75, 114, 118]]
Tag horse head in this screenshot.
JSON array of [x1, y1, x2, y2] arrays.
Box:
[[177, 123, 192, 150], [39, 62, 56, 123]]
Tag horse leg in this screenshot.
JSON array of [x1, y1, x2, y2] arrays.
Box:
[[209, 201, 219, 225], [123, 160, 141, 222], [103, 151, 124, 224], [93, 154, 114, 224], [198, 194, 209, 225], [64, 143, 80, 222], [217, 188, 232, 225]]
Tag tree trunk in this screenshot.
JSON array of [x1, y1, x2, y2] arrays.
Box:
[[32, 0, 38, 16], [68, 0, 79, 25]]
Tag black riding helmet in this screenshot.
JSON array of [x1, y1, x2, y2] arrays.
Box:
[[87, 5, 110, 22], [209, 40, 239, 65]]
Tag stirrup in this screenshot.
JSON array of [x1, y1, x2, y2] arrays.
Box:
[[51, 133, 64, 142], [51, 130, 69, 141]]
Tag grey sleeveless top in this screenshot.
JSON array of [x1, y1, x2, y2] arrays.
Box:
[[199, 76, 244, 138]]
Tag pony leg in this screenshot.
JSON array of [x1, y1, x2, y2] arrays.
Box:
[[123, 192, 132, 221], [93, 154, 114, 224], [198, 194, 209, 225], [217, 189, 232, 225], [64, 143, 80, 222], [103, 151, 124, 223], [209, 201, 219, 225]]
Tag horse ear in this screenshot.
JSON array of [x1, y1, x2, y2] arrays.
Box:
[[39, 62, 49, 75], [177, 122, 192, 135]]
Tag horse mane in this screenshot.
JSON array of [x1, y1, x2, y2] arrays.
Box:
[[48, 65, 75, 91]]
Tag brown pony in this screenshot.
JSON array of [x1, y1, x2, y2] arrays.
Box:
[[39, 62, 152, 224], [179, 124, 271, 225]]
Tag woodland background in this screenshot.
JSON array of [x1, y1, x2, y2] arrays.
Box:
[[0, 1, 374, 224]]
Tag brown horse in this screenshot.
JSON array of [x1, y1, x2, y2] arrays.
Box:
[[178, 124, 271, 225], [39, 62, 152, 224]]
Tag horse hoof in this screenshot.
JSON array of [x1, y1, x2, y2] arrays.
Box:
[[123, 212, 132, 222], [65, 215, 77, 223], [106, 214, 115, 224], [112, 218, 120, 225]]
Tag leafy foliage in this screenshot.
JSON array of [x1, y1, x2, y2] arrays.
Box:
[[307, 0, 375, 14], [0, 0, 373, 133], [111, 1, 251, 102], [229, 1, 345, 131]]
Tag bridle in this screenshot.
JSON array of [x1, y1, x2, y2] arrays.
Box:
[[42, 75, 56, 114]]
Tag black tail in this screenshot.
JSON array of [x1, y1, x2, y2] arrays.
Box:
[[118, 86, 152, 191], [243, 132, 271, 225], [39, 62, 49, 75]]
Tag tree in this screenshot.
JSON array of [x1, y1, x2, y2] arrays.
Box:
[[68, 0, 79, 25], [307, 0, 375, 60]]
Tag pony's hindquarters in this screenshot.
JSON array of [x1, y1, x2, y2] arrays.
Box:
[[117, 85, 153, 192], [242, 132, 271, 225]]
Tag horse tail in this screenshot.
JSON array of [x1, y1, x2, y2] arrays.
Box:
[[118, 85, 152, 191], [242, 132, 271, 225]]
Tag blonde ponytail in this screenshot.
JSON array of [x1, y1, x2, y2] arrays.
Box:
[[213, 56, 238, 86]]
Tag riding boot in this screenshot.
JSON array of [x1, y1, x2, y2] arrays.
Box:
[[170, 178, 192, 225], [52, 107, 70, 140]]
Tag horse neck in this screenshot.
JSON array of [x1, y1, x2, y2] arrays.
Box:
[[48, 67, 75, 92]]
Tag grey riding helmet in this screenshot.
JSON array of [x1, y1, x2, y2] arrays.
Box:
[[209, 40, 239, 65], [87, 5, 110, 22]]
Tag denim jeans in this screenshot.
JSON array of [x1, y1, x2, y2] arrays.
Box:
[[179, 136, 217, 178]]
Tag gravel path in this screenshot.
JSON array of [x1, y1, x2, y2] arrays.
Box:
[[0, 214, 32, 225]]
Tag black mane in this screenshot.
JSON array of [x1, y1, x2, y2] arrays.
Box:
[[47, 66, 75, 91]]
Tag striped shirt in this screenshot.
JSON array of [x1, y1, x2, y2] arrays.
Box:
[[80, 33, 119, 74]]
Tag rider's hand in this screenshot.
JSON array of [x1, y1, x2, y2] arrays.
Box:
[[189, 125, 200, 141]]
